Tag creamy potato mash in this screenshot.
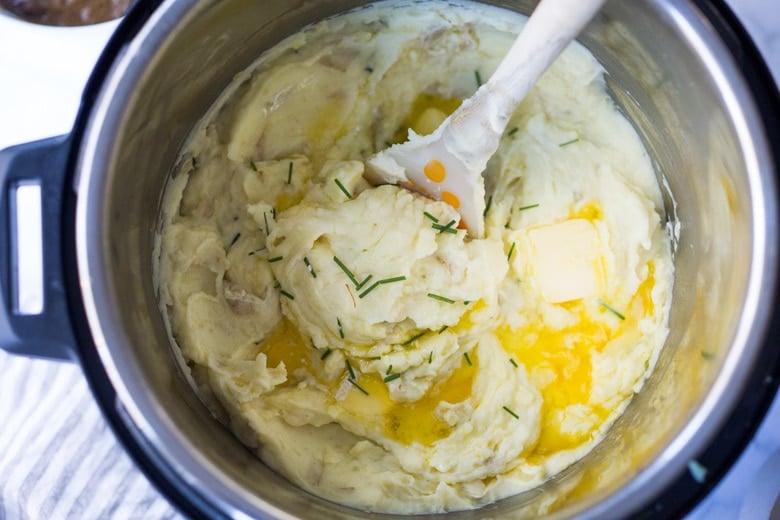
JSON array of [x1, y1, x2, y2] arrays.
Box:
[[156, 0, 673, 514]]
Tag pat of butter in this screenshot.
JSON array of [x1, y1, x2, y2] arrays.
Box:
[[528, 219, 603, 303]]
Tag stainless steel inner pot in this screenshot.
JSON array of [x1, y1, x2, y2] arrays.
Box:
[[73, 0, 777, 517]]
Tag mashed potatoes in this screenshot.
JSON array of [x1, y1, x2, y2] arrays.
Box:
[[156, 0, 673, 514]]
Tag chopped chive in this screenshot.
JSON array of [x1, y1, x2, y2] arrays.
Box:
[[272, 207, 277, 219], [280, 289, 295, 300], [503, 406, 520, 420], [358, 276, 406, 299], [510, 358, 518, 368], [701, 351, 716, 361], [518, 203, 540, 212], [337, 318, 345, 339], [483, 195, 493, 217], [348, 378, 369, 395], [507, 242, 516, 262], [402, 331, 425, 346], [303, 256, 317, 278], [248, 248, 263, 256], [507, 127, 519, 137], [384, 373, 401, 383], [263, 212, 270, 235], [598, 299, 626, 321], [229, 233, 241, 248], [464, 300, 471, 305], [428, 352, 433, 364], [333, 256, 360, 287], [559, 138, 580, 147], [386, 364, 393, 375], [356, 274, 373, 291], [438, 325, 448, 334], [358, 281, 381, 299], [268, 256, 284, 263], [249, 160, 258, 171], [379, 276, 406, 285], [334, 178, 353, 199], [364, 66, 374, 73], [345, 359, 356, 379], [428, 293, 455, 304], [320, 348, 333, 361], [287, 161, 293, 184], [475, 69, 483, 87], [423, 211, 439, 223], [432, 220, 457, 234], [463, 352, 473, 366], [369, 356, 382, 361]]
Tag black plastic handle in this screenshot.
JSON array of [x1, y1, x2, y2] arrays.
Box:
[[0, 136, 77, 361]]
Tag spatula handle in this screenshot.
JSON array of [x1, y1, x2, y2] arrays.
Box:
[[489, 0, 606, 110]]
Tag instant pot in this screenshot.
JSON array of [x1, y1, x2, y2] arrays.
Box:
[[2, 0, 780, 518]]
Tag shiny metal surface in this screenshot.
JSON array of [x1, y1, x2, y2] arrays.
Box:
[[74, 0, 777, 518]]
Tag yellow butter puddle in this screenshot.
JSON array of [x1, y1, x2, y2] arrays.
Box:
[[256, 264, 654, 452], [500, 263, 656, 457]]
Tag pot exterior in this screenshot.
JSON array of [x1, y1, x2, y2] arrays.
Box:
[[69, 0, 779, 518]]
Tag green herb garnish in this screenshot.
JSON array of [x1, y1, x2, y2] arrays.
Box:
[[333, 256, 360, 287], [518, 203, 540, 212], [507, 127, 519, 137], [386, 364, 393, 375], [432, 220, 457, 234], [510, 358, 518, 368], [280, 289, 294, 300], [303, 256, 316, 278], [438, 325, 448, 334], [263, 212, 270, 235], [507, 242, 516, 262], [475, 69, 483, 87], [701, 351, 716, 361], [249, 160, 258, 171], [463, 352, 473, 366], [334, 178, 353, 199], [483, 195, 493, 217], [358, 276, 406, 299], [320, 348, 333, 361], [423, 211, 439, 223], [287, 161, 293, 184], [345, 359, 356, 379], [559, 138, 580, 147], [503, 406, 520, 420], [337, 318, 345, 339], [384, 373, 401, 383], [229, 233, 241, 248], [348, 378, 369, 395], [268, 256, 283, 263], [427, 293, 455, 304], [364, 66, 374, 73], [369, 356, 382, 361], [402, 331, 425, 346], [428, 352, 433, 364], [356, 274, 373, 291], [598, 299, 626, 321]]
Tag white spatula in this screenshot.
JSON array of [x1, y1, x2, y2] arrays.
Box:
[[366, 0, 606, 237]]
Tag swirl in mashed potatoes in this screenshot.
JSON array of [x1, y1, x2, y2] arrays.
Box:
[[156, 0, 673, 514]]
